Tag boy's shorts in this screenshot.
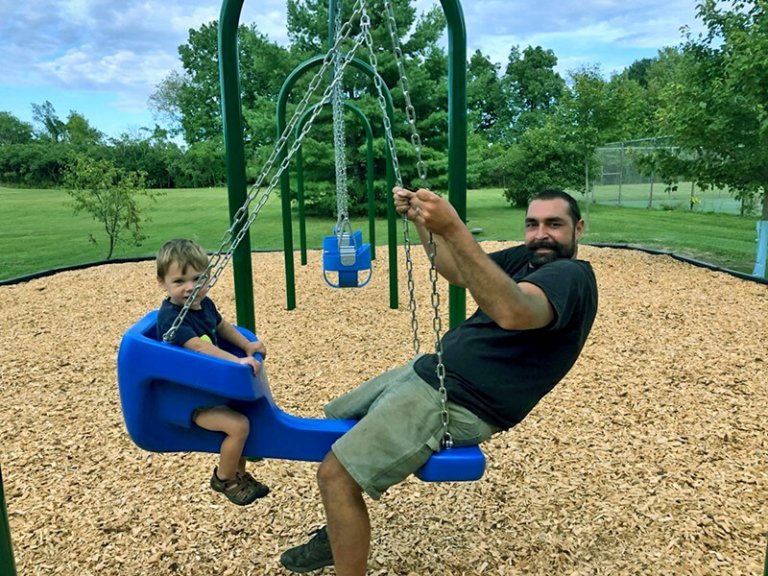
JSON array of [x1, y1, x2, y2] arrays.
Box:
[[325, 357, 500, 500]]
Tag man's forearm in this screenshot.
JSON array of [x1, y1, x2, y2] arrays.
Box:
[[441, 226, 547, 329]]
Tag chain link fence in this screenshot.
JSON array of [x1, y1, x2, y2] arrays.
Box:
[[592, 137, 754, 216]]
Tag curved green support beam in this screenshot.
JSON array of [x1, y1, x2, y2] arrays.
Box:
[[294, 100, 379, 266], [218, 0, 467, 326], [276, 55, 397, 310]]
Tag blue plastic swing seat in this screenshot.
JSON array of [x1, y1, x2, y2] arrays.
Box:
[[116, 311, 486, 483], [322, 230, 372, 288]]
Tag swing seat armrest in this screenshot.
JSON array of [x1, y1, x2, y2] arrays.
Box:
[[118, 311, 261, 401]]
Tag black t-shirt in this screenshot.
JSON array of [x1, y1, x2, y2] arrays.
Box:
[[414, 245, 598, 430], [156, 297, 222, 346]]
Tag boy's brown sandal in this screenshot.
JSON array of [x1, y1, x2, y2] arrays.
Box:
[[210, 467, 269, 505]]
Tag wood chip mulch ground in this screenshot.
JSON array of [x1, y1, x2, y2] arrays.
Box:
[[1, 242, 767, 575]]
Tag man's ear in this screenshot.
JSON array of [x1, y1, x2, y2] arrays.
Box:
[[574, 219, 585, 240]]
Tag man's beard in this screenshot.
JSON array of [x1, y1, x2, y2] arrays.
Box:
[[527, 236, 576, 267]]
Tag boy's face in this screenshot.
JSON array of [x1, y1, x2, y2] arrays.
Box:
[[157, 262, 208, 309]]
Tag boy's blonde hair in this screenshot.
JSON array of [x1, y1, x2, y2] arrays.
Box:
[[156, 239, 209, 279]]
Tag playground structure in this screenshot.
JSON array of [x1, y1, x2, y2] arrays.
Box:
[[113, 0, 485, 485], [2, 0, 768, 573], [219, 0, 469, 326]]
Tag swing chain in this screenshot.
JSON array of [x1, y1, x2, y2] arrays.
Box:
[[366, 0, 451, 449], [164, 0, 367, 342], [362, 7, 425, 356], [332, 3, 350, 236], [382, 0, 427, 182], [361, 6, 420, 356]]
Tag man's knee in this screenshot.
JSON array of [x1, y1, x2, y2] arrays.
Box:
[[317, 452, 357, 492]]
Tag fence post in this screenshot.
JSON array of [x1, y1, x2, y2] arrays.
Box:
[[754, 220, 768, 278], [0, 465, 17, 575]]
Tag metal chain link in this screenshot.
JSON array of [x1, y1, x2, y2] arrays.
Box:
[[163, 0, 367, 342], [332, 5, 350, 235], [365, 0, 452, 448], [382, 1, 427, 182], [360, 6, 420, 355]]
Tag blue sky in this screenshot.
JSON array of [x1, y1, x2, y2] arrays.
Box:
[[0, 0, 705, 140]]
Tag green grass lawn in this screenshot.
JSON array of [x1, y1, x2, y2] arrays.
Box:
[[592, 181, 747, 214], [0, 185, 761, 281]]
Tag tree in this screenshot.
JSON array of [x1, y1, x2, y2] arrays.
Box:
[[150, 22, 299, 148], [63, 155, 162, 259], [502, 65, 626, 207], [0, 112, 33, 145], [503, 119, 582, 207], [504, 45, 565, 137], [467, 50, 510, 142], [656, 0, 768, 221], [31, 101, 66, 143], [63, 111, 104, 148]]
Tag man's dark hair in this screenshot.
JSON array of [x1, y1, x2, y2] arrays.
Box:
[[531, 188, 581, 225]]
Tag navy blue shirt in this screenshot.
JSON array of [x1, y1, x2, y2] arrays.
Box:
[[414, 245, 598, 430], [156, 297, 222, 347]]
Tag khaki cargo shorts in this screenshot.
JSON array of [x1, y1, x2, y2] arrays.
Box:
[[325, 357, 500, 500]]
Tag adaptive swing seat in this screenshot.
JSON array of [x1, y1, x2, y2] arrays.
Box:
[[116, 310, 486, 482], [322, 229, 372, 288]]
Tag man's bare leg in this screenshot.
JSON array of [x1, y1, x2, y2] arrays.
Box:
[[317, 452, 370, 576]]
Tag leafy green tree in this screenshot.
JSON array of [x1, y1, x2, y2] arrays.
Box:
[[171, 140, 226, 188], [561, 66, 619, 198], [108, 129, 183, 188], [0, 112, 33, 145], [503, 119, 582, 207], [504, 45, 565, 138], [503, 65, 626, 207], [150, 22, 299, 149], [63, 111, 104, 148], [31, 101, 66, 143], [467, 50, 510, 142], [656, 0, 768, 220], [0, 142, 72, 186], [63, 155, 162, 259]]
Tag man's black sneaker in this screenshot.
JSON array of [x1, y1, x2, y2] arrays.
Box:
[[280, 526, 334, 573]]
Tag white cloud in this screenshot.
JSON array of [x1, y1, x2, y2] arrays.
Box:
[[0, 0, 705, 136]]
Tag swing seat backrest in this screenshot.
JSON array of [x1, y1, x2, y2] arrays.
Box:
[[116, 311, 485, 481], [322, 230, 372, 288]]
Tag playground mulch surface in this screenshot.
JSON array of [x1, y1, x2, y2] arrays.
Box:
[[1, 242, 767, 575]]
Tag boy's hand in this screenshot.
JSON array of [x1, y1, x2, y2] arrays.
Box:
[[238, 356, 262, 375], [244, 339, 267, 358]]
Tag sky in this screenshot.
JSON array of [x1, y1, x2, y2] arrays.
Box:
[[0, 0, 706, 140]]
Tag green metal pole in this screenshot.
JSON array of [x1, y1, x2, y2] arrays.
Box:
[[0, 466, 17, 576], [218, 0, 256, 330], [763, 537, 768, 576], [440, 0, 468, 328], [296, 145, 308, 266]]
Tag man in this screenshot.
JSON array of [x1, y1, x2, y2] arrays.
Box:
[[280, 186, 598, 575]]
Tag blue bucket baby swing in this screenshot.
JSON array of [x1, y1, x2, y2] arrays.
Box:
[[116, 0, 485, 483]]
